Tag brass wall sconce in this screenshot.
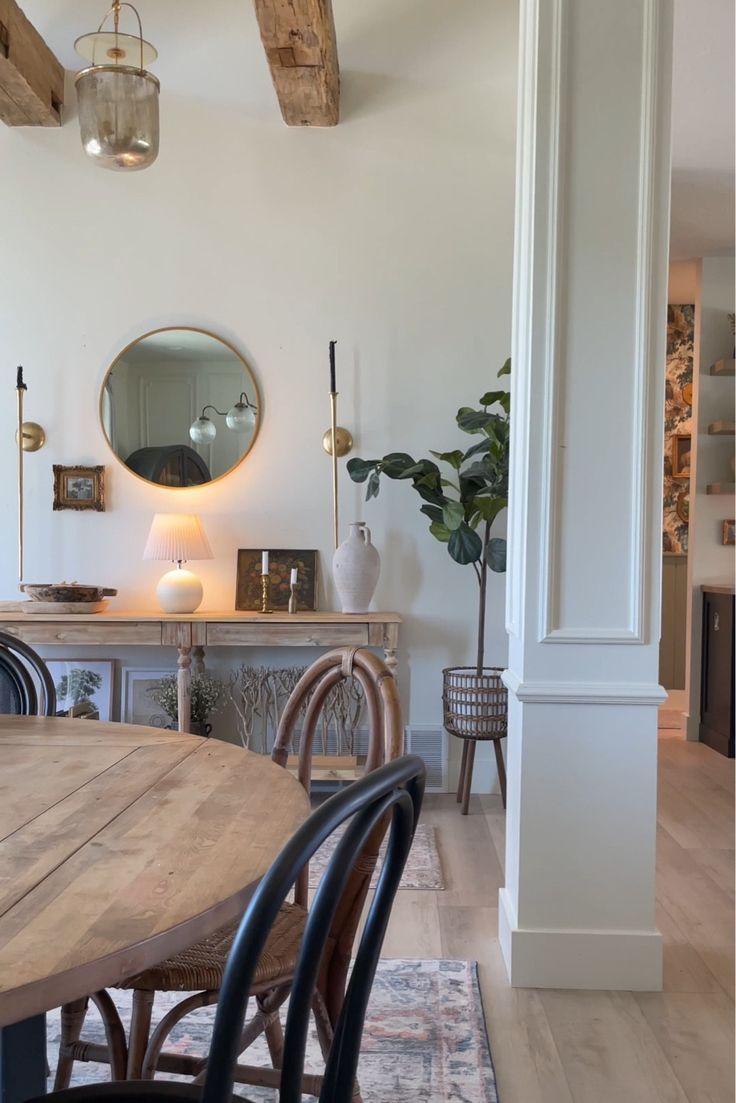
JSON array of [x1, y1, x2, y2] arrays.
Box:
[[323, 341, 354, 550], [15, 367, 46, 583]]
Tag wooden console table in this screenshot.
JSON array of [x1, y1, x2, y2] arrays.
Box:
[[0, 610, 401, 736]]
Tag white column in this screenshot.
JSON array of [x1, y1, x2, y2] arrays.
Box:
[[500, 0, 673, 990]]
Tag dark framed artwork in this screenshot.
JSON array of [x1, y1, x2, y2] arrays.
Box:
[[722, 520, 735, 547], [53, 465, 105, 511], [235, 549, 318, 611], [671, 434, 691, 480]]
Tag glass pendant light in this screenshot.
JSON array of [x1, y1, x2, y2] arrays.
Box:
[[75, 3, 159, 172], [226, 394, 257, 433], [190, 395, 259, 444], [190, 416, 217, 446]]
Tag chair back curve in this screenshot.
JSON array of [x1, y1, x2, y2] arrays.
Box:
[[270, 646, 405, 1022], [203, 754, 426, 1103], [0, 630, 56, 716]]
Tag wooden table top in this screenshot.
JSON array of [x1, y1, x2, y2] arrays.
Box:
[[0, 717, 311, 1027]]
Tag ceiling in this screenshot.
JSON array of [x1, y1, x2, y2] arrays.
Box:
[[670, 0, 735, 259]]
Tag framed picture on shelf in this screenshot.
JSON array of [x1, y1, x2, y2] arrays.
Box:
[[670, 434, 691, 480], [53, 465, 105, 511], [47, 659, 114, 721], [722, 520, 735, 547], [122, 669, 176, 728], [235, 549, 318, 611]]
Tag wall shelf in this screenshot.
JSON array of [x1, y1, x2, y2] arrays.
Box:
[[707, 420, 735, 435], [706, 483, 735, 495], [710, 358, 736, 377]]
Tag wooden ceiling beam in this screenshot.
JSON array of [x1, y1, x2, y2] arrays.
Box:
[[252, 0, 339, 127], [0, 0, 64, 126]]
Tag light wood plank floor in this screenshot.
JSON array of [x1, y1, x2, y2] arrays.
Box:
[[381, 734, 735, 1103]]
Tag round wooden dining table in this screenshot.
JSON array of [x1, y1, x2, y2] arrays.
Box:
[[0, 716, 311, 1102]]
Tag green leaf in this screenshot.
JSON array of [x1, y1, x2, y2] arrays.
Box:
[[420, 504, 444, 523], [442, 500, 465, 531], [347, 458, 379, 484], [366, 471, 381, 500], [497, 358, 511, 377], [381, 452, 417, 478], [429, 449, 465, 471], [462, 438, 491, 461], [448, 523, 483, 564], [479, 390, 506, 408], [473, 496, 506, 523], [456, 407, 494, 434], [486, 536, 507, 572], [429, 520, 451, 543]]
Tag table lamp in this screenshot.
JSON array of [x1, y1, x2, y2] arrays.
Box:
[[143, 513, 213, 613]]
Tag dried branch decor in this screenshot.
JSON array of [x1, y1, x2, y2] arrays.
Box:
[[228, 665, 364, 754]]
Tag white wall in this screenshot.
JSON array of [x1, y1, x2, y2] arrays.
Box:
[[686, 255, 735, 739], [0, 0, 518, 789]]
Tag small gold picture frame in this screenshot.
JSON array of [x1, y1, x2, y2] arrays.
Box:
[[53, 465, 105, 512], [722, 519, 735, 547], [671, 433, 691, 480]]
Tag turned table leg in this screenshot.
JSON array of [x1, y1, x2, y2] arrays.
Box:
[[177, 647, 192, 733]]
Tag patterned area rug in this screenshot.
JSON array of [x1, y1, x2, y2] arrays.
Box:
[[47, 960, 497, 1102], [308, 823, 445, 891]]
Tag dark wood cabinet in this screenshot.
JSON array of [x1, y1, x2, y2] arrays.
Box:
[[700, 589, 735, 757]]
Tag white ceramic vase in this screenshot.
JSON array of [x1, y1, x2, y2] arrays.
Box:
[[333, 522, 381, 614]]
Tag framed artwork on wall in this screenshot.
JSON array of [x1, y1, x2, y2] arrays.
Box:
[[722, 520, 735, 547], [53, 465, 105, 511], [671, 434, 691, 480], [235, 549, 318, 611], [122, 668, 176, 727], [47, 659, 114, 720]]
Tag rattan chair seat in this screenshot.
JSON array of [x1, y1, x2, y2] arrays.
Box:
[[117, 903, 307, 993]]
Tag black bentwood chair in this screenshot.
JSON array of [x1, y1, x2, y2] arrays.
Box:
[[39, 753, 426, 1103], [0, 630, 56, 716]]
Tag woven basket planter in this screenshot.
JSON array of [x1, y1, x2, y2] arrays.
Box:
[[442, 667, 508, 742]]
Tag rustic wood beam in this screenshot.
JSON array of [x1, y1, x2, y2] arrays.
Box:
[[0, 0, 63, 126], [252, 0, 339, 127]]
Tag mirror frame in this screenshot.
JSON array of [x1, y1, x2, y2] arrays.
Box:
[[99, 326, 262, 490]]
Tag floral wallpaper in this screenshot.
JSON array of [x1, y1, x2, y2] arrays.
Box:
[[663, 304, 694, 554]]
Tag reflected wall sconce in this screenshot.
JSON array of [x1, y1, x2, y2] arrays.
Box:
[[189, 394, 259, 445], [74, 2, 160, 171]]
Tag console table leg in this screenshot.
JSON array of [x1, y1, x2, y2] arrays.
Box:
[[192, 646, 205, 675], [177, 647, 192, 733]]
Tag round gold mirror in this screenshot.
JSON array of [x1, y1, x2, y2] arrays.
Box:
[[100, 327, 260, 487]]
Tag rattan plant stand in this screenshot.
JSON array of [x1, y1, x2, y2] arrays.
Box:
[[443, 666, 508, 815]]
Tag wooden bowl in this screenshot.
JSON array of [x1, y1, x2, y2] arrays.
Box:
[[20, 583, 117, 603]]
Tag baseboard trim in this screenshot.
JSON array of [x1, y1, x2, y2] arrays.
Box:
[[498, 888, 663, 990]]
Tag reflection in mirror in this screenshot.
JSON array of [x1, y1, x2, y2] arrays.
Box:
[[101, 328, 260, 487]]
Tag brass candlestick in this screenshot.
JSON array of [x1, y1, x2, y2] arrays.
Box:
[[260, 573, 273, 614], [288, 583, 298, 615]]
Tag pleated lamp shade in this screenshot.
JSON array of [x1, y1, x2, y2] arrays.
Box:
[[143, 514, 213, 564]]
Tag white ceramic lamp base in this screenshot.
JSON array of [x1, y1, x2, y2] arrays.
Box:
[[156, 566, 204, 614]]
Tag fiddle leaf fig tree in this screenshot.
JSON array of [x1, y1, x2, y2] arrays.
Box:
[[348, 359, 510, 675]]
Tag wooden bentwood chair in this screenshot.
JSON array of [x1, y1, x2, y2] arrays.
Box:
[[0, 630, 56, 716], [36, 754, 426, 1103], [55, 647, 404, 1099]]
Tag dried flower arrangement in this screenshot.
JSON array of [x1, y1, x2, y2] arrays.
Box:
[[148, 673, 224, 724]]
